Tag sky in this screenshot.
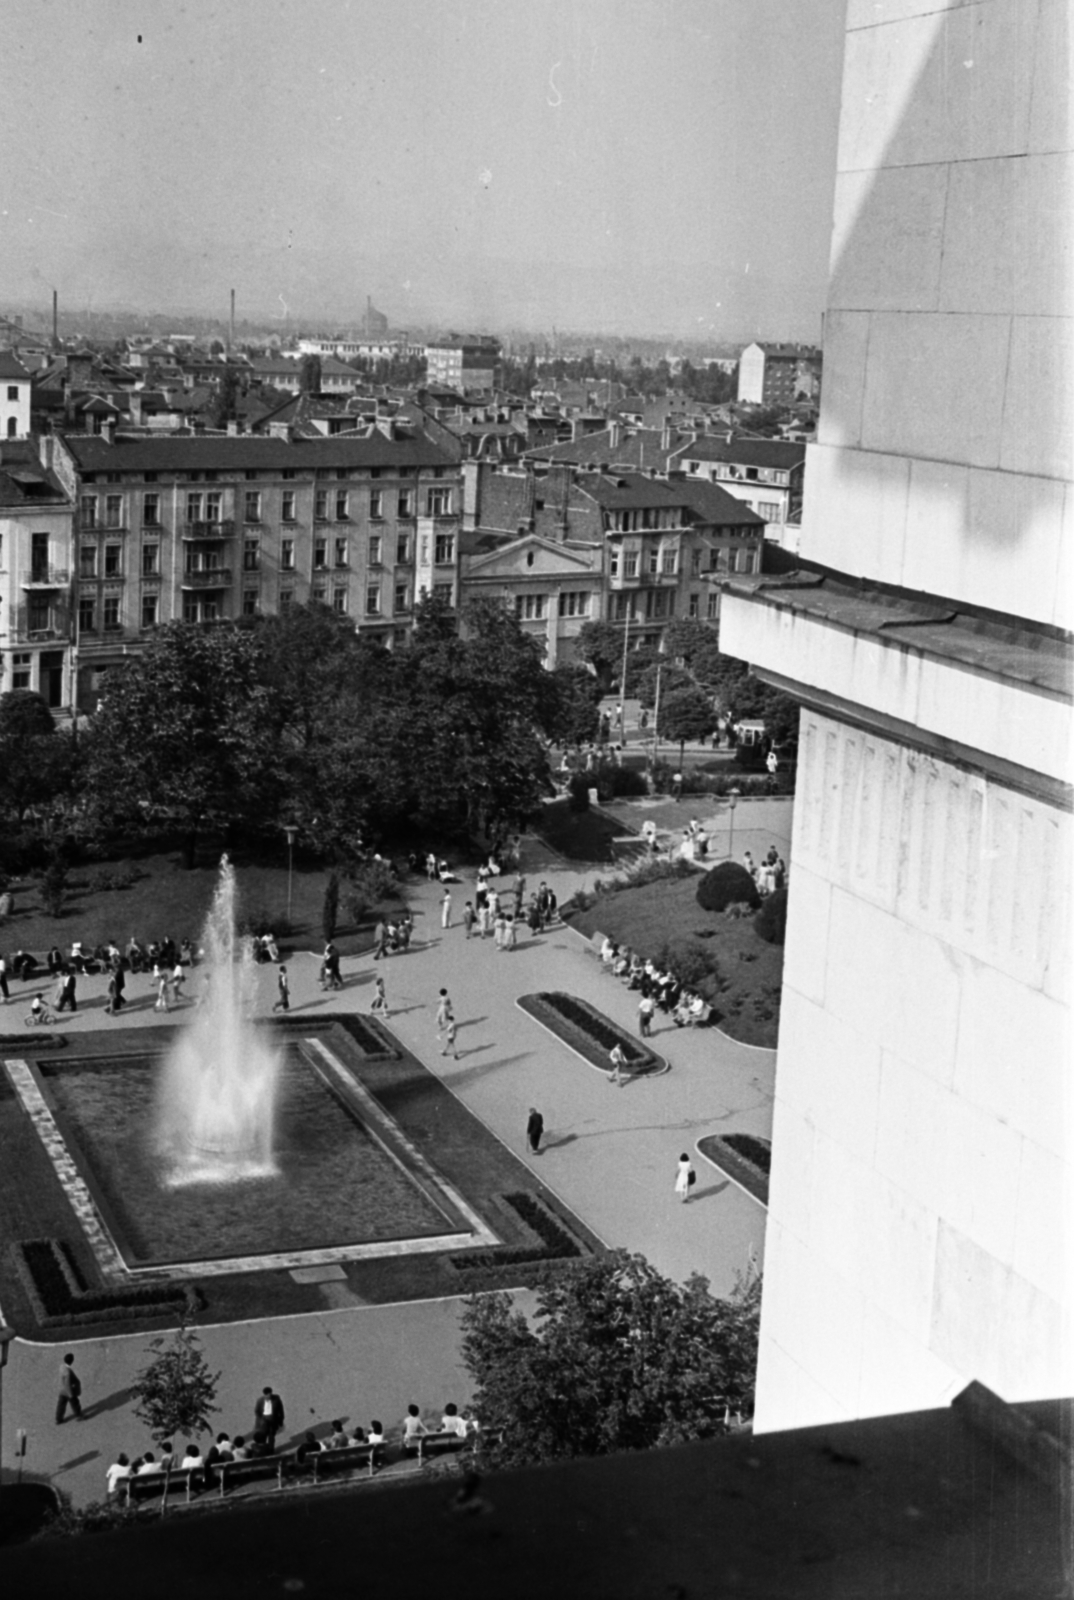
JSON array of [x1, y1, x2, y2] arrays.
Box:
[[2, 0, 846, 340]]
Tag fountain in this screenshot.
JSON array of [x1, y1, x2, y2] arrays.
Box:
[[154, 856, 281, 1187]]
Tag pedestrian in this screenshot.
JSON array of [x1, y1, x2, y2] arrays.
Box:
[[462, 901, 475, 938], [675, 1153, 696, 1203], [638, 994, 655, 1037], [370, 974, 388, 1018], [440, 1017, 458, 1059], [440, 888, 452, 929], [372, 918, 388, 960], [0, 952, 8, 1003], [56, 1351, 84, 1424], [253, 1386, 285, 1452], [426, 852, 438, 881], [171, 960, 185, 999], [272, 964, 290, 1013], [57, 967, 78, 1013], [609, 1042, 626, 1087], [477, 902, 490, 939], [505, 912, 518, 950], [526, 1107, 544, 1154], [105, 970, 121, 1015], [671, 770, 683, 800], [153, 966, 169, 1012], [493, 909, 506, 949]]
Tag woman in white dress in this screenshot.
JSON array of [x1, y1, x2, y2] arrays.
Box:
[[674, 1153, 695, 1204]]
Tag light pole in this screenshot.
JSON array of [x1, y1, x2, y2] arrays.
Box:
[[727, 787, 741, 862], [0, 1324, 15, 1506], [619, 606, 631, 743], [283, 825, 298, 924]]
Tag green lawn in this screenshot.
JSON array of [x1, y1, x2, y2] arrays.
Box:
[[537, 799, 644, 865], [568, 876, 784, 1048]]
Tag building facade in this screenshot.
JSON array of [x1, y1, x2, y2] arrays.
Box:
[[0, 351, 32, 440], [671, 435, 805, 530], [425, 336, 501, 393], [0, 441, 75, 708], [721, 0, 1072, 1430]]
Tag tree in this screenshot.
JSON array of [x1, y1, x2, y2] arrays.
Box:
[[540, 664, 601, 749], [208, 366, 240, 429], [575, 621, 622, 692], [658, 686, 718, 767], [298, 354, 322, 394], [0, 690, 77, 826], [84, 623, 276, 867], [459, 1250, 760, 1472], [132, 1320, 220, 1447]]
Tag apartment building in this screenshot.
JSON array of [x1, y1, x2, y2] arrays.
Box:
[[0, 440, 76, 708], [50, 423, 462, 711], [0, 351, 32, 441], [670, 435, 805, 530], [425, 336, 501, 393], [737, 343, 822, 407]]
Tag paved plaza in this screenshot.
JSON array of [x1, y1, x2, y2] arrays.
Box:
[[1, 795, 789, 1508]]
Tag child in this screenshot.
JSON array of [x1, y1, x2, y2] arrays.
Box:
[[440, 1017, 458, 1059], [272, 964, 290, 1013], [369, 975, 388, 1018]]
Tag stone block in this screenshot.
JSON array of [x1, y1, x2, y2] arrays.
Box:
[[1028, 0, 1071, 155], [838, 10, 945, 175], [846, 0, 964, 28], [899, 457, 970, 598], [754, 1329, 853, 1435], [861, 312, 1009, 468], [765, 1101, 815, 1247], [756, 1219, 866, 1417], [780, 864, 831, 1008], [940, 154, 1072, 318], [1011, 1139, 1068, 1297], [933, 1091, 1023, 1267], [856, 1300, 964, 1420], [816, 312, 871, 449], [875, 1049, 955, 1218], [830, 165, 947, 313], [953, 961, 1069, 1157], [853, 1160, 940, 1337], [1000, 314, 1074, 481], [799, 442, 910, 579], [776, 989, 882, 1164]]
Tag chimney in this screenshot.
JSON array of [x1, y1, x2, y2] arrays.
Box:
[[229, 288, 236, 351], [52, 289, 58, 347], [661, 425, 672, 451], [268, 420, 292, 441], [101, 416, 116, 444], [227, 419, 240, 437], [608, 420, 621, 450]]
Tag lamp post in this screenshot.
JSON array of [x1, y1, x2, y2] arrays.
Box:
[[283, 826, 298, 924], [619, 606, 631, 743], [0, 1323, 15, 1506], [727, 787, 741, 862]]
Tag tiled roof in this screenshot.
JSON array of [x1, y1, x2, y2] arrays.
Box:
[[672, 478, 766, 527], [523, 426, 684, 472], [576, 472, 695, 511], [59, 428, 459, 472], [0, 349, 31, 380], [0, 443, 68, 508], [670, 436, 806, 470]]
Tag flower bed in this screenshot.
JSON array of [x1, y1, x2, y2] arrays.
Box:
[[518, 992, 667, 1078], [697, 1134, 771, 1206], [11, 1238, 202, 1328], [448, 1190, 586, 1277]]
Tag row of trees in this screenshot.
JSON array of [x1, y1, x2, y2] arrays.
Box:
[[0, 600, 604, 872]]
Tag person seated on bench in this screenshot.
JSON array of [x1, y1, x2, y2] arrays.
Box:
[[612, 946, 632, 980], [440, 1403, 468, 1439], [180, 1443, 206, 1489], [599, 937, 617, 969], [325, 1421, 349, 1451], [205, 1432, 234, 1473], [158, 1441, 176, 1473], [401, 1404, 428, 1452], [689, 994, 711, 1026], [367, 1420, 385, 1450], [136, 1450, 160, 1476], [349, 1425, 366, 1445], [229, 1435, 251, 1462], [105, 1453, 132, 1501], [295, 1431, 323, 1465]]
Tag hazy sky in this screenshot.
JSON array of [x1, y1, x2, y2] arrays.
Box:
[[3, 0, 845, 339]]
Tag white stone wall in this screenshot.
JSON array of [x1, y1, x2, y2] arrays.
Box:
[[737, 342, 765, 405], [803, 0, 1072, 627], [755, 710, 1072, 1430]]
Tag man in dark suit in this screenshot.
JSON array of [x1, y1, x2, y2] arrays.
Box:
[[254, 1385, 285, 1451]]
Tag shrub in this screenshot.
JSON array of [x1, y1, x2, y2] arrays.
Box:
[[754, 887, 788, 946], [696, 861, 761, 913], [237, 907, 294, 939], [567, 774, 591, 813], [723, 1134, 772, 1175], [344, 857, 399, 924], [657, 938, 720, 993], [605, 765, 648, 799], [322, 871, 340, 940], [12, 1239, 201, 1327], [40, 857, 69, 919]]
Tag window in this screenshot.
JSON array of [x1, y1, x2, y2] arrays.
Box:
[[6, 419, 15, 439], [314, 539, 327, 570], [79, 598, 96, 633], [707, 592, 720, 620], [143, 471, 158, 484], [432, 581, 453, 605], [142, 544, 159, 576], [645, 589, 669, 620], [366, 585, 382, 615], [12, 651, 31, 690], [245, 469, 259, 482], [368, 535, 382, 566], [28, 596, 50, 631], [648, 547, 659, 575], [334, 538, 348, 567], [688, 593, 700, 618], [662, 547, 676, 576], [182, 595, 199, 623], [80, 496, 97, 529], [398, 489, 413, 518], [6, 386, 17, 402], [515, 594, 546, 620], [243, 540, 259, 572], [434, 533, 454, 565], [281, 539, 295, 570], [141, 594, 158, 628], [426, 487, 452, 517], [143, 493, 160, 527], [614, 594, 634, 621], [186, 492, 203, 523], [245, 491, 262, 523], [557, 592, 590, 618], [312, 586, 327, 606], [242, 591, 259, 617], [315, 490, 329, 521], [336, 491, 349, 521], [394, 582, 409, 614], [369, 490, 382, 519], [756, 501, 781, 522], [79, 545, 98, 578], [281, 469, 296, 480], [104, 596, 121, 630], [104, 544, 121, 577], [281, 491, 296, 523], [609, 548, 620, 578], [280, 590, 293, 610], [336, 468, 348, 481], [396, 533, 411, 563], [205, 492, 222, 524], [332, 588, 347, 613], [624, 552, 638, 578]]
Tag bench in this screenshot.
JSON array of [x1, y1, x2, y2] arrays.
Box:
[[298, 1440, 384, 1482], [404, 1429, 469, 1464]]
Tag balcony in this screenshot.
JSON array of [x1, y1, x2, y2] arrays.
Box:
[[12, 602, 70, 642], [22, 567, 70, 589], [183, 520, 236, 539], [608, 569, 677, 590], [181, 568, 233, 588]]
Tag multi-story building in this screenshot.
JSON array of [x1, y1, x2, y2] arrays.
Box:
[[721, 0, 1071, 1431], [0, 351, 32, 440], [0, 440, 75, 707], [737, 343, 822, 407], [460, 531, 603, 667], [51, 423, 462, 711], [425, 336, 501, 393], [670, 435, 805, 531]]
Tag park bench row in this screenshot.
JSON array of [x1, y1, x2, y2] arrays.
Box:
[[123, 1431, 470, 1508]]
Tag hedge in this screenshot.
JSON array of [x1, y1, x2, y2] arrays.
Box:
[[449, 1191, 583, 1273], [754, 887, 788, 946], [12, 1239, 201, 1328], [696, 861, 761, 913]]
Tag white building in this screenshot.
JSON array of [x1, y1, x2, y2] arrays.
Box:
[[0, 350, 32, 440], [722, 0, 1072, 1431]]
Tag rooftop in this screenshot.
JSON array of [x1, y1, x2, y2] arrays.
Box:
[[58, 429, 460, 473]]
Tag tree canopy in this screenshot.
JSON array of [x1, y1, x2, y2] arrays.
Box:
[[0, 690, 77, 827], [459, 1250, 760, 1472]]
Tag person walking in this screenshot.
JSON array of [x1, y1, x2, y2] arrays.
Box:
[[638, 994, 655, 1038], [675, 1153, 696, 1204], [462, 902, 475, 939], [0, 953, 9, 1004], [440, 1016, 458, 1059], [153, 965, 170, 1012], [526, 1107, 544, 1154], [372, 918, 388, 961], [441, 888, 452, 930], [253, 1386, 285, 1452], [56, 1352, 84, 1424], [369, 974, 388, 1019], [609, 1042, 627, 1087], [272, 965, 290, 1013], [57, 967, 78, 1013], [505, 912, 518, 950]]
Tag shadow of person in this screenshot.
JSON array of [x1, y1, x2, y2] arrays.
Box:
[[691, 1181, 730, 1201], [81, 1385, 136, 1421], [541, 1133, 578, 1151]]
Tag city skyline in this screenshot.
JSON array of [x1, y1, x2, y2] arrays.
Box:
[[3, 0, 845, 341]]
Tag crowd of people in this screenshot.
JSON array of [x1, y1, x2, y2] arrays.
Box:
[[598, 938, 713, 1032], [1, 934, 209, 1018], [743, 847, 787, 896]]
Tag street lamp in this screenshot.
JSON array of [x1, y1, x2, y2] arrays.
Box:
[[283, 825, 298, 924], [726, 787, 741, 862], [0, 1324, 15, 1505]]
